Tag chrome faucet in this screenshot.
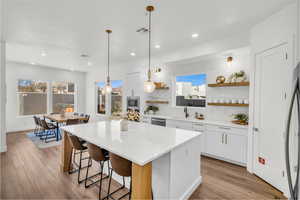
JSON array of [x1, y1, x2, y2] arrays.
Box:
[[184, 106, 189, 119]]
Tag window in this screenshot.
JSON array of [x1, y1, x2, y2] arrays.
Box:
[[96, 82, 106, 114], [52, 82, 75, 113], [17, 80, 48, 115], [111, 80, 123, 116], [175, 74, 206, 107]]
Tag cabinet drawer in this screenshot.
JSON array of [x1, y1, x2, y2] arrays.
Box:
[[192, 123, 206, 131], [206, 124, 247, 135], [166, 120, 193, 130]]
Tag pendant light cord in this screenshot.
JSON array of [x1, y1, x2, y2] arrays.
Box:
[[148, 10, 151, 74], [107, 30, 110, 83]]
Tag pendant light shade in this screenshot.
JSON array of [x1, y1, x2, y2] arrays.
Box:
[[144, 5, 155, 93], [105, 29, 112, 94], [144, 71, 155, 93]]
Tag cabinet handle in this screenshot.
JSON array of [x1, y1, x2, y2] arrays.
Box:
[[219, 126, 231, 130], [225, 134, 228, 144], [222, 133, 224, 144]]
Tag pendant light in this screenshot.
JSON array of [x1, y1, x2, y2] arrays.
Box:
[[144, 5, 156, 93], [104, 29, 112, 94]]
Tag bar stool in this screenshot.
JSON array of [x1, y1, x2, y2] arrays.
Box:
[[85, 143, 110, 199], [107, 153, 132, 200], [67, 133, 90, 184]]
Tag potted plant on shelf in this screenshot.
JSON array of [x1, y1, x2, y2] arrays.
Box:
[[145, 105, 159, 115], [232, 113, 248, 125]]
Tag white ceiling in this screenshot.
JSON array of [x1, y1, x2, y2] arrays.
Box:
[[4, 0, 294, 71]]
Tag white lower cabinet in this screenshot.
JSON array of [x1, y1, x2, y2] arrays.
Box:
[[224, 133, 247, 164], [151, 117, 247, 166], [205, 130, 223, 158], [205, 125, 247, 165]]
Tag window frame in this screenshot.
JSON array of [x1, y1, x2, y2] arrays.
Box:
[[110, 80, 123, 116], [172, 73, 207, 109], [95, 81, 107, 116], [95, 80, 124, 117], [16, 79, 78, 117], [16, 79, 49, 117], [51, 81, 77, 114]]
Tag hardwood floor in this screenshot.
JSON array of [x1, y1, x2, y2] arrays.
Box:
[[1, 131, 286, 199]]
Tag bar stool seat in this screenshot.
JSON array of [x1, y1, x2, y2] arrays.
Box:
[[85, 143, 110, 200], [67, 133, 91, 184], [106, 153, 132, 200]]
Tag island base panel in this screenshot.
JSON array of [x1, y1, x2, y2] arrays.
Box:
[[60, 131, 72, 172], [132, 162, 153, 200]]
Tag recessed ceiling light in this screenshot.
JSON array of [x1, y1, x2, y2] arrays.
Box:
[[130, 52, 136, 56], [87, 61, 92, 66], [30, 62, 36, 65], [192, 33, 199, 38], [41, 52, 47, 57], [155, 44, 161, 49]]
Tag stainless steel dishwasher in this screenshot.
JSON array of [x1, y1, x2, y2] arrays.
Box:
[[151, 117, 166, 127]]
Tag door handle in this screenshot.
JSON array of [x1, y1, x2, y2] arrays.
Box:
[[225, 134, 228, 144]]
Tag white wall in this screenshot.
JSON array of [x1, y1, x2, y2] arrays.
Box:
[[147, 47, 250, 122], [85, 32, 251, 123], [6, 62, 87, 132]]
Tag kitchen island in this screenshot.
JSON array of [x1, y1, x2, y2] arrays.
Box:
[[60, 120, 202, 200]]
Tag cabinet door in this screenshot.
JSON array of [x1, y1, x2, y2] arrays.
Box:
[[205, 130, 224, 158], [224, 133, 247, 164], [166, 120, 193, 130]]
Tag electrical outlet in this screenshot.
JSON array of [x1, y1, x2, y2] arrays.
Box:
[[294, 165, 298, 173]]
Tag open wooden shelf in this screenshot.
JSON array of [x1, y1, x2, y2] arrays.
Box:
[[155, 87, 169, 90], [208, 103, 249, 107], [146, 100, 169, 104], [208, 82, 250, 87]]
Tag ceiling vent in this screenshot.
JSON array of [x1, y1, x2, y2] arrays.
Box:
[[80, 54, 89, 58], [136, 27, 148, 33]]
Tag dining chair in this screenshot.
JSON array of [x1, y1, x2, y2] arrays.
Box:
[[40, 119, 57, 143], [85, 143, 110, 200], [66, 119, 80, 125], [82, 114, 90, 123], [33, 116, 42, 136], [107, 153, 132, 200]]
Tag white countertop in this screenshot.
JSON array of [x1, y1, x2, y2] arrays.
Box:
[[143, 114, 248, 129], [61, 120, 202, 166]]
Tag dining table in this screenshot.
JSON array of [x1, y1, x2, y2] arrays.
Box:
[[44, 113, 88, 141], [60, 120, 203, 199]]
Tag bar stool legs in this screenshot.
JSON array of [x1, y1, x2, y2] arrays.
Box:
[[106, 169, 131, 200], [69, 149, 91, 184]]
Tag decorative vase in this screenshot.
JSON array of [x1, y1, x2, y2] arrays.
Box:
[[120, 119, 129, 131]]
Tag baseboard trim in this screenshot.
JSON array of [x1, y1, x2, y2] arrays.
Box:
[[202, 153, 246, 167], [6, 129, 34, 134], [179, 176, 202, 200]]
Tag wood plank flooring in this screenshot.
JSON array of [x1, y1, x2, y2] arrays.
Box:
[[1, 131, 286, 199]]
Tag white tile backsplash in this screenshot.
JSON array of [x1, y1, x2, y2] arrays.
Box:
[[143, 47, 250, 122]]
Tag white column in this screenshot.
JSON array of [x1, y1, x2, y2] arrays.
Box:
[[0, 0, 7, 152], [0, 41, 6, 152], [298, 0, 300, 62]]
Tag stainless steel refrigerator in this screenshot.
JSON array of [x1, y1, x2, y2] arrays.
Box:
[[286, 62, 300, 200]]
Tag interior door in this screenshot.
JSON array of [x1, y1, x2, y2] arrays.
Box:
[[253, 44, 289, 192]]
